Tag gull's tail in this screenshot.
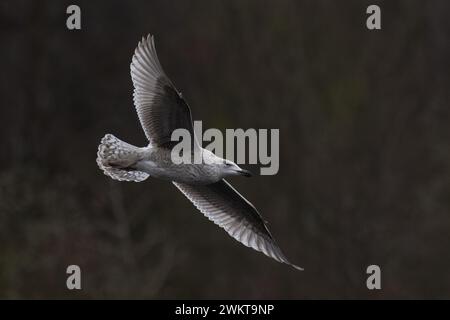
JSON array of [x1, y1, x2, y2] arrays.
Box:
[[96, 134, 149, 182]]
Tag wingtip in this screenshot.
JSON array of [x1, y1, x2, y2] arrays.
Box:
[[142, 33, 155, 45], [138, 34, 153, 46], [291, 263, 304, 271]]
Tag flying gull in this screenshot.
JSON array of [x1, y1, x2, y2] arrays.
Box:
[[96, 34, 302, 271]]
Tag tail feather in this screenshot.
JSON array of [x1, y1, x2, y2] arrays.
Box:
[[96, 134, 149, 182]]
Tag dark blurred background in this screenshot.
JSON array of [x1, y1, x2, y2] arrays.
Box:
[[0, 0, 449, 299]]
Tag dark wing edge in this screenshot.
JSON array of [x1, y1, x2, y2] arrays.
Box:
[[173, 179, 303, 271], [130, 34, 198, 149]]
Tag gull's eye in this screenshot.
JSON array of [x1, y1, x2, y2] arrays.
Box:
[[225, 162, 232, 166]]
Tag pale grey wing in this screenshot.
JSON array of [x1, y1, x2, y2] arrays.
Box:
[[173, 179, 302, 270], [130, 35, 198, 149]]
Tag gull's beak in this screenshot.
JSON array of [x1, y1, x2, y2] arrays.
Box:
[[237, 168, 253, 177]]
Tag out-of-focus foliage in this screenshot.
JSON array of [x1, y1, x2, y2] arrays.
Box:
[[0, 0, 449, 298]]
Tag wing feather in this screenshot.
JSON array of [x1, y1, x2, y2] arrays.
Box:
[[130, 35, 198, 149], [173, 179, 302, 270]]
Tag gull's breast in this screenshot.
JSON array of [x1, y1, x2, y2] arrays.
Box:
[[135, 159, 220, 185]]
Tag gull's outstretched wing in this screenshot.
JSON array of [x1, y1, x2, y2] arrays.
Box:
[[130, 34, 198, 149], [173, 179, 302, 270]]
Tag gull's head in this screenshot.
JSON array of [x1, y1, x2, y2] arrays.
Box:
[[221, 159, 253, 178]]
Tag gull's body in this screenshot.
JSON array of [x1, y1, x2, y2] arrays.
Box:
[[97, 35, 302, 270]]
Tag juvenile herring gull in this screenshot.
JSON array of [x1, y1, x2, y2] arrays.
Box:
[[96, 35, 302, 271]]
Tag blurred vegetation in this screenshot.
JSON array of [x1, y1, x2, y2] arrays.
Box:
[[0, 0, 449, 298]]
